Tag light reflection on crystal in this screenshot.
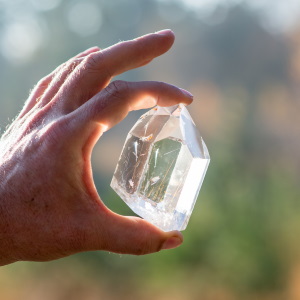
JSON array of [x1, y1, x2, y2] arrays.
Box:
[[111, 104, 210, 231]]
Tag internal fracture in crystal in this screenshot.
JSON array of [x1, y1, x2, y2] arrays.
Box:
[[111, 104, 210, 232]]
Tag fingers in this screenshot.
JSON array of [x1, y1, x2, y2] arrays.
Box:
[[67, 80, 192, 160], [56, 30, 175, 113], [38, 47, 101, 107], [86, 208, 183, 255], [73, 46, 101, 59], [75, 80, 193, 132], [19, 47, 101, 118], [18, 74, 53, 118]]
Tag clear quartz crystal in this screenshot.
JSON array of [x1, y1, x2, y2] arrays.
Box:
[[111, 104, 210, 231]]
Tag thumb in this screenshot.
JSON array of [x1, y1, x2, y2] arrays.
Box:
[[86, 208, 183, 255]]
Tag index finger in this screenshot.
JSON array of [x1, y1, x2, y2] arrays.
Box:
[[55, 30, 176, 112]]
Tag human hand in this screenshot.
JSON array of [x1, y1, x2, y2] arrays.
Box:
[[0, 30, 193, 266]]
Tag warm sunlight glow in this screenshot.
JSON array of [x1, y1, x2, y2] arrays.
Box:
[[0, 18, 44, 63]]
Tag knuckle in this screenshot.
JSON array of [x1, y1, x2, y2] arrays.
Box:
[[83, 53, 99, 71], [48, 118, 69, 138], [37, 117, 70, 150], [22, 110, 45, 133], [104, 80, 129, 99], [66, 58, 80, 72], [59, 59, 78, 78], [34, 74, 52, 91], [83, 53, 98, 70], [134, 246, 149, 256], [37, 75, 50, 86], [132, 238, 157, 256], [83, 52, 112, 78]]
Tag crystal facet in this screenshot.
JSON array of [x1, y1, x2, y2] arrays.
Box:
[[111, 104, 210, 231]]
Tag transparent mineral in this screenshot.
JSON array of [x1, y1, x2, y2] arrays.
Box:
[[111, 104, 210, 231]]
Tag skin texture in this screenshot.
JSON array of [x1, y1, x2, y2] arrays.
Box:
[[0, 30, 193, 266]]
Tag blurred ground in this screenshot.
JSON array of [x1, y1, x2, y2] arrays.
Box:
[[0, 0, 300, 299]]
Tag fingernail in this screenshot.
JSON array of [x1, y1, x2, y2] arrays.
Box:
[[155, 29, 173, 36], [180, 88, 193, 99], [161, 236, 183, 250]]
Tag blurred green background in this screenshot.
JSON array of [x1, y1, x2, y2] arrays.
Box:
[[1, 0, 300, 299]]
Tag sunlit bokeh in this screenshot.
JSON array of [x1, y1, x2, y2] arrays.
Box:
[[67, 1, 103, 37], [0, 17, 44, 63]]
